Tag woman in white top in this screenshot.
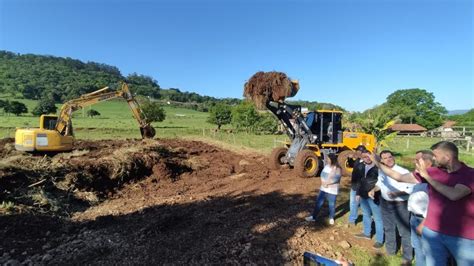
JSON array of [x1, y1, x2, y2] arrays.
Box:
[[305, 153, 342, 225]]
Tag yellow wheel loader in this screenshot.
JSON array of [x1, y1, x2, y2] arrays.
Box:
[[267, 101, 376, 177], [15, 82, 155, 152]]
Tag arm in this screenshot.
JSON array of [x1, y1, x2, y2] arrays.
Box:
[[369, 154, 418, 183], [368, 185, 380, 199], [324, 168, 341, 186], [416, 159, 472, 201]]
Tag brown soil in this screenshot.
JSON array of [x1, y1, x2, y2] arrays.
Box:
[[243, 71, 299, 109], [0, 138, 381, 265]]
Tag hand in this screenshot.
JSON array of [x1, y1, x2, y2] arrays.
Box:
[[415, 158, 430, 180], [355, 195, 360, 202], [416, 219, 425, 235], [368, 189, 375, 199]]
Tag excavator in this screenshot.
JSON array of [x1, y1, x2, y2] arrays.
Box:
[[14, 82, 156, 152]]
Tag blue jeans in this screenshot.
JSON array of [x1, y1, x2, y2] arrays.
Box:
[[380, 199, 412, 260], [312, 190, 337, 219], [360, 197, 384, 244], [410, 214, 425, 266], [348, 189, 359, 224], [422, 227, 474, 266]]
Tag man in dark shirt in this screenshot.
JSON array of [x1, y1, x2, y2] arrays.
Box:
[[354, 150, 384, 249], [348, 145, 368, 225]]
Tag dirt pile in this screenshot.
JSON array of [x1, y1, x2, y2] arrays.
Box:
[[243, 71, 299, 109], [0, 139, 201, 215]]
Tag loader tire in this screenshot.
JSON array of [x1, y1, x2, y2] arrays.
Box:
[[337, 150, 357, 177], [269, 147, 288, 170], [294, 149, 320, 178]]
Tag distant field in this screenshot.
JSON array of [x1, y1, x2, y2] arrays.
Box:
[[1, 98, 472, 166]]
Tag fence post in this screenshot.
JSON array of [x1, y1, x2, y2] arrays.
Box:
[[406, 138, 410, 149]]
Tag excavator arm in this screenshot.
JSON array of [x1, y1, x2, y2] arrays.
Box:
[[55, 82, 155, 138]]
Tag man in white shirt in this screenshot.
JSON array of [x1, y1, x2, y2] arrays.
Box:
[[369, 150, 414, 265]]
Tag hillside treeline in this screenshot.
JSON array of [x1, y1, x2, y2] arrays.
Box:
[[0, 51, 341, 113]]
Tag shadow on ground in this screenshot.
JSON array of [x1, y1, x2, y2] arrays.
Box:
[[0, 191, 329, 264]]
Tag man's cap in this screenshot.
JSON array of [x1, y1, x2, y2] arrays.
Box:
[[355, 145, 368, 152]]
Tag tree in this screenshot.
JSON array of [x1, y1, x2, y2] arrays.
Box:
[[355, 105, 399, 147], [32, 97, 57, 116], [4, 101, 28, 116], [22, 85, 43, 100], [87, 109, 101, 118], [254, 112, 279, 135], [231, 102, 260, 133], [127, 73, 161, 98], [385, 88, 447, 129], [207, 104, 232, 129], [141, 101, 166, 123]]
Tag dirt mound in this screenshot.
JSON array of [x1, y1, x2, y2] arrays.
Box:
[[0, 139, 216, 215], [243, 71, 299, 109]]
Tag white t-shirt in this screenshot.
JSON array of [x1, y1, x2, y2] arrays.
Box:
[[408, 183, 429, 217], [376, 164, 414, 201], [320, 165, 342, 195]]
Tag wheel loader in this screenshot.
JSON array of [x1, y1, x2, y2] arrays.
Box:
[[267, 100, 376, 177], [14, 82, 155, 152]]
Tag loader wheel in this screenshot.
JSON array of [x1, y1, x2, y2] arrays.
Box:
[[294, 150, 320, 178], [337, 150, 357, 177], [269, 147, 288, 170]]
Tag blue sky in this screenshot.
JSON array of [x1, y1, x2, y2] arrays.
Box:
[[0, 0, 472, 112]]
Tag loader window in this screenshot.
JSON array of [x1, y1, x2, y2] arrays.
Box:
[[42, 117, 58, 130]]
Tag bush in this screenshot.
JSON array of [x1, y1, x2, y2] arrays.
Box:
[[4, 100, 28, 116], [141, 101, 166, 123], [87, 109, 101, 118]]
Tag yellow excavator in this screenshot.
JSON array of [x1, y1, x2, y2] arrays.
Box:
[[14, 82, 156, 152]]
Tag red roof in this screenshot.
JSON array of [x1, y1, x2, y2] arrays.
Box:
[[442, 120, 457, 128], [389, 124, 427, 132]]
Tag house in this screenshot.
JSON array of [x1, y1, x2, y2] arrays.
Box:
[[389, 124, 427, 136]]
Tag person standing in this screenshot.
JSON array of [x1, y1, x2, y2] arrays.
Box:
[[348, 145, 367, 225], [306, 153, 342, 225], [415, 141, 474, 266], [369, 150, 413, 265], [376, 142, 474, 266], [354, 150, 384, 249]]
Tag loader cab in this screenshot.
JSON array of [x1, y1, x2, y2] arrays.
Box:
[[307, 110, 343, 144]]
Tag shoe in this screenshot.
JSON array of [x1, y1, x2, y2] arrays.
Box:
[[305, 216, 316, 222], [401, 259, 412, 266], [373, 242, 383, 249], [354, 233, 371, 240], [329, 218, 335, 225]]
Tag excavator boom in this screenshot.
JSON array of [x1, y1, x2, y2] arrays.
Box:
[[55, 82, 155, 139]]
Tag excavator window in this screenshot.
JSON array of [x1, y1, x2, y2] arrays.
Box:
[[42, 117, 58, 130]]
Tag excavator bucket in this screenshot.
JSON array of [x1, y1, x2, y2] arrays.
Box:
[[141, 125, 156, 139]]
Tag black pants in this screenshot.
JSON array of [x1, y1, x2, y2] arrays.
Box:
[[380, 198, 413, 261]]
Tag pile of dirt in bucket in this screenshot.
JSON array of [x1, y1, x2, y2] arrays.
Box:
[[243, 71, 299, 109]]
